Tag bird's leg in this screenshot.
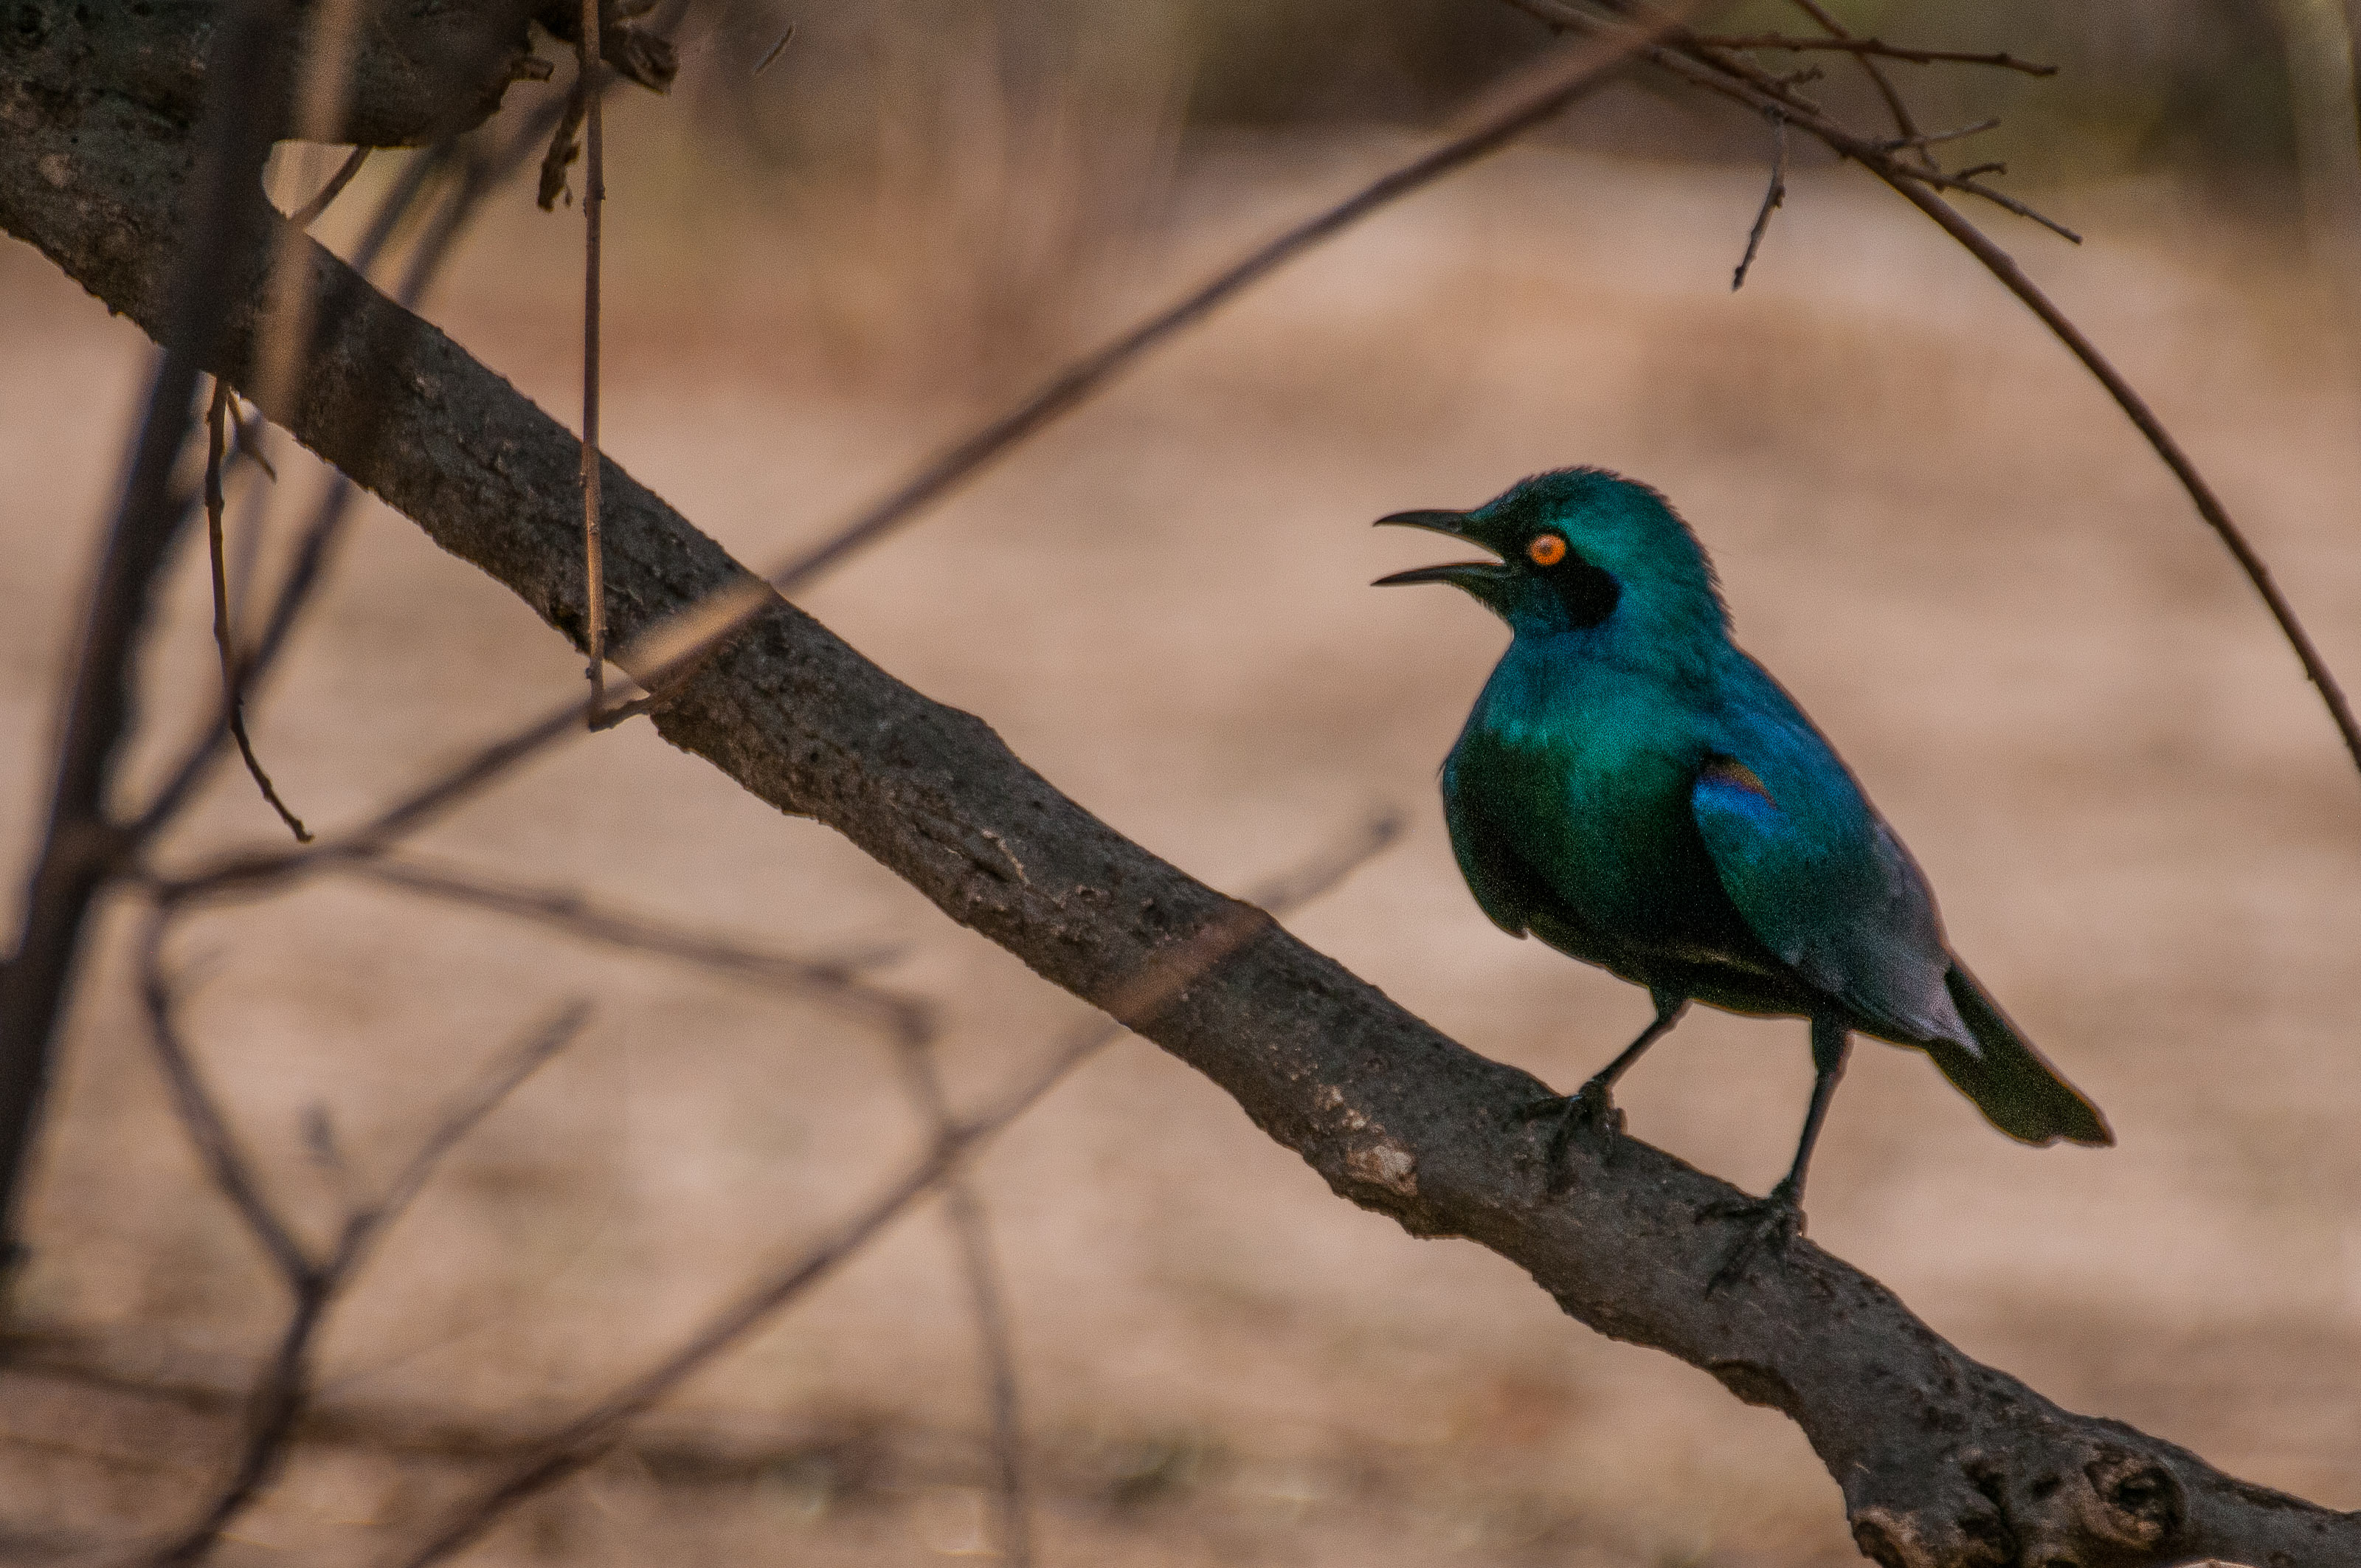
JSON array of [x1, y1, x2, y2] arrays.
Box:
[[1701, 1015, 1851, 1291], [1522, 992, 1687, 1195]]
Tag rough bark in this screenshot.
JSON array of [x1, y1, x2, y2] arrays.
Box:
[[0, 7, 2354, 1564]]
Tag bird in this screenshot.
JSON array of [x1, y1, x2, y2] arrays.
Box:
[[1374, 466, 2109, 1281]]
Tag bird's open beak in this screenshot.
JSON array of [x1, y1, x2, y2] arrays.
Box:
[[1372, 508, 1502, 588]]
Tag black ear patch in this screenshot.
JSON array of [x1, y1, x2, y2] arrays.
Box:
[[1546, 550, 1620, 627]]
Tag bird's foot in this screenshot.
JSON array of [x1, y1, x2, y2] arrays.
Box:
[[1516, 1076, 1622, 1197], [1696, 1178, 1805, 1293]]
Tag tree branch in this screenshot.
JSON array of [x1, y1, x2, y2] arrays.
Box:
[[4, 10, 2357, 1566], [0, 0, 294, 1273], [1687, 33, 2057, 75]]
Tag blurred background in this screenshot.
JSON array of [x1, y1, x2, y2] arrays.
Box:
[[2, 1, 2359, 1563]]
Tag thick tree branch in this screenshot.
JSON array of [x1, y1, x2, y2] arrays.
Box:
[[3, 13, 2357, 1567]]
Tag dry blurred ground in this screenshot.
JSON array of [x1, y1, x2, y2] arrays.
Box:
[[1, 92, 2358, 1568]]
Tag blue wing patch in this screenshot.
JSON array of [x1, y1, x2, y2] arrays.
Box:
[[1690, 752, 1973, 1051]]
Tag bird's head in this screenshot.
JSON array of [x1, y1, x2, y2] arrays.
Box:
[[1374, 467, 1726, 643]]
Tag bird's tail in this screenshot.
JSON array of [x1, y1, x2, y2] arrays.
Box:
[[1926, 965, 2112, 1147]]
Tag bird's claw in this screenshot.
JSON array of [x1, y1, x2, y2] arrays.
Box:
[[1697, 1179, 1804, 1293], [1518, 1077, 1621, 1197]]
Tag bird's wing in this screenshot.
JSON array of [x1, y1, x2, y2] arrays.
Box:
[[1689, 752, 1973, 1049]]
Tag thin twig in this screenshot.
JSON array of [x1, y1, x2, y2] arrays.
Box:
[[384, 812, 1401, 1568], [1731, 108, 1787, 290], [335, 854, 922, 1039], [1876, 117, 1998, 151], [879, 1001, 1034, 1564], [285, 145, 370, 229], [1637, 2, 2074, 233], [753, 21, 795, 75], [202, 382, 233, 649], [152, 702, 590, 905], [1689, 32, 2055, 75], [944, 1181, 1032, 1566], [221, 425, 272, 619], [203, 381, 311, 842], [1780, 0, 1936, 174], [578, 0, 609, 716], [349, 1003, 590, 1263], [136, 922, 313, 1293]]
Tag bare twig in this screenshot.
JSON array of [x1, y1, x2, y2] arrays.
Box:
[[284, 146, 370, 229], [1517, 1, 2065, 229], [1731, 108, 1787, 290], [202, 381, 234, 645], [1659, 3, 2073, 235], [879, 997, 1034, 1564], [1689, 32, 2056, 75], [333, 854, 922, 1039], [204, 382, 313, 843], [1780, 0, 1935, 173], [354, 1004, 589, 1259], [885, 1017, 1035, 1564], [136, 900, 586, 1568], [135, 924, 312, 1295], [1876, 116, 1998, 152], [753, 21, 795, 76], [944, 1181, 1032, 1566], [384, 812, 1401, 1568], [578, 1, 609, 716], [151, 702, 590, 904]]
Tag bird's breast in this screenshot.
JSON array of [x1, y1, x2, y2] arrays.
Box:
[[1453, 659, 1727, 944]]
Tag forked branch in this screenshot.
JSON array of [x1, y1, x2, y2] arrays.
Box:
[[137, 892, 585, 1568]]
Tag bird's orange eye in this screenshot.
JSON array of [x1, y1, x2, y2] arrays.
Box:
[[1527, 534, 1568, 567]]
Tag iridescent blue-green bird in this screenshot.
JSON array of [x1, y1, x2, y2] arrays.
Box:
[[1376, 468, 2109, 1269]]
